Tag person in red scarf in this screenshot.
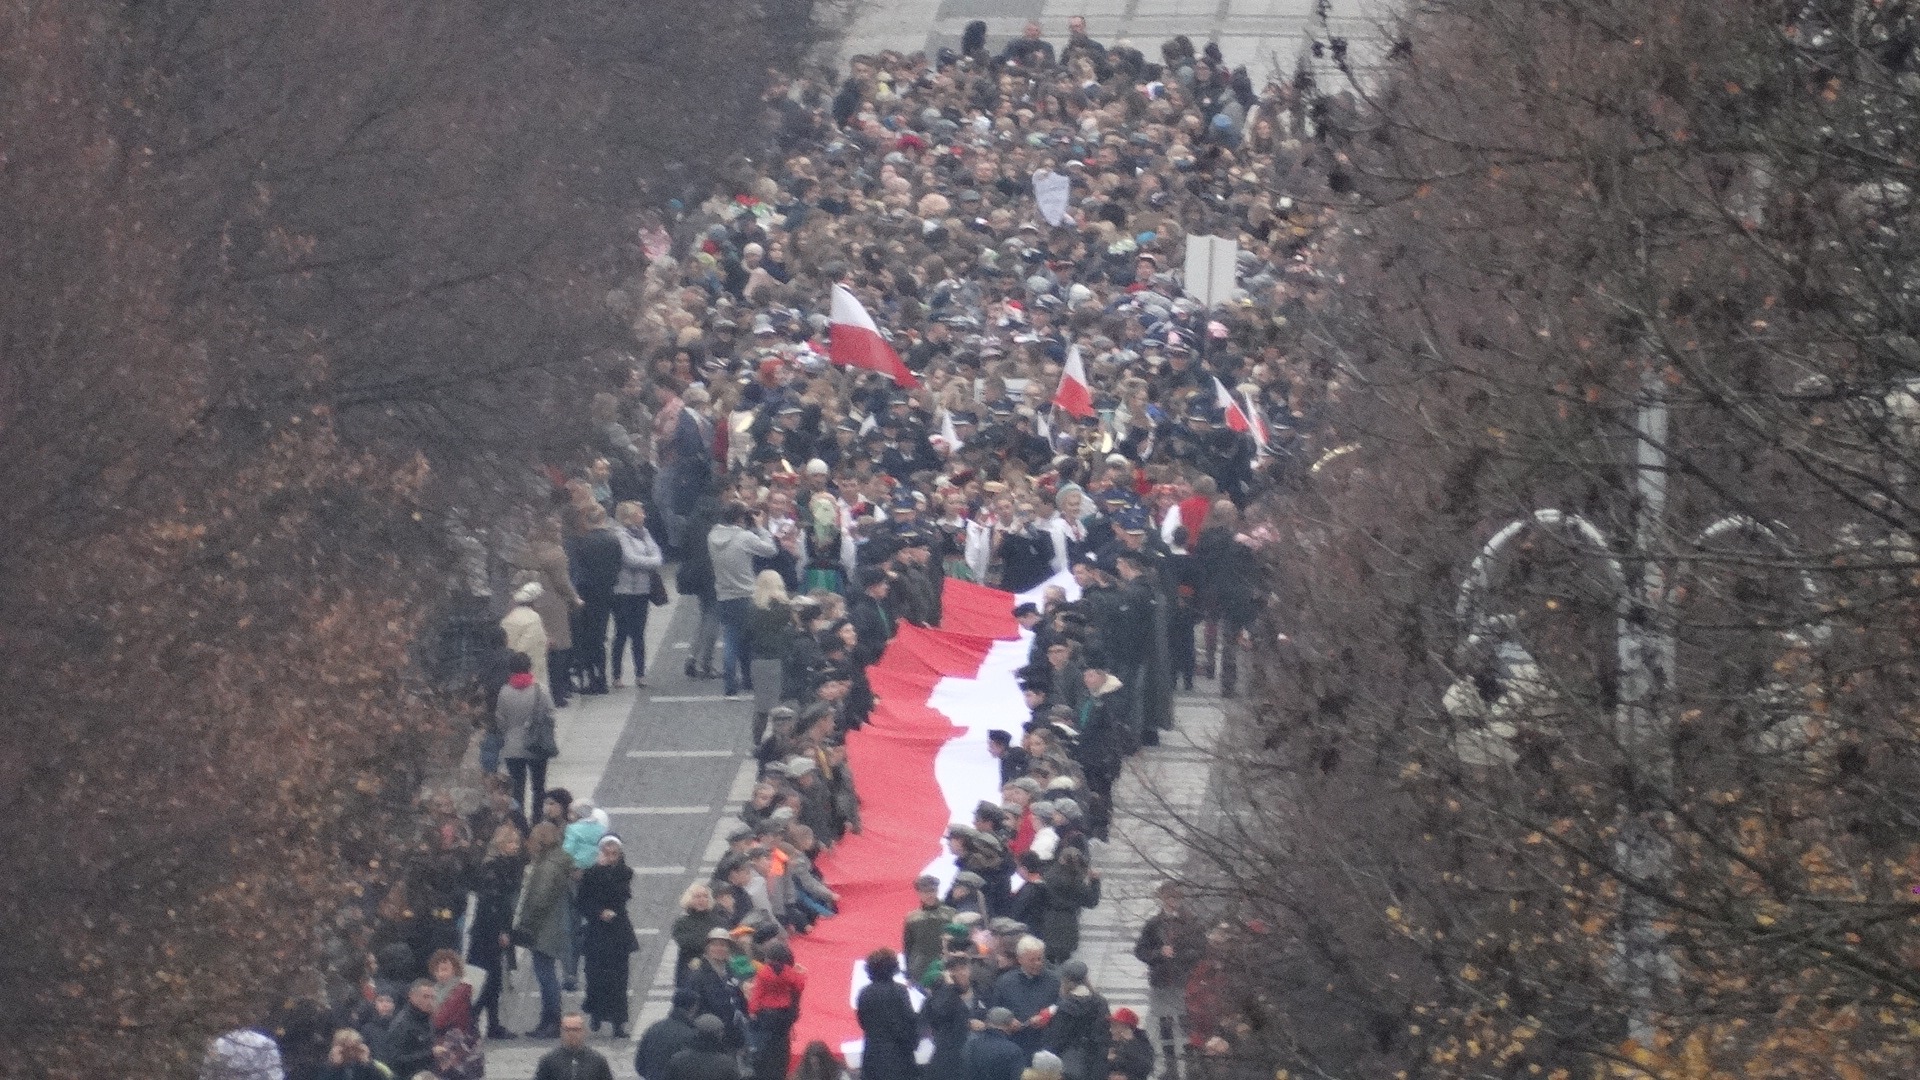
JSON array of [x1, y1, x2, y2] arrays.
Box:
[[497, 651, 558, 816]]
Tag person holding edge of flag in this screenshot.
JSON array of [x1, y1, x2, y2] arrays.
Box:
[[829, 284, 919, 388]]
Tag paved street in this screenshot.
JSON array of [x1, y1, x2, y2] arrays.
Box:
[[482, 588, 1225, 1078], [838, 0, 1389, 78]]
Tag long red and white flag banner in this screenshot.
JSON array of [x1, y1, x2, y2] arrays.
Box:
[[788, 572, 1078, 1065]]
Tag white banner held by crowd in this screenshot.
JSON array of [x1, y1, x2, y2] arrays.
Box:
[[1032, 169, 1071, 227]]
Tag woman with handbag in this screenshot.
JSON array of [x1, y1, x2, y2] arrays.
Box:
[[467, 823, 525, 1041], [512, 822, 573, 1039], [610, 501, 665, 689], [427, 948, 485, 1079], [497, 652, 560, 817], [579, 835, 641, 1038]]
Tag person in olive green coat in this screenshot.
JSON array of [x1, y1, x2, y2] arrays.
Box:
[[514, 822, 575, 1038]]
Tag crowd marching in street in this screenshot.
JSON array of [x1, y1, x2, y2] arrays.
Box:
[[205, 16, 1349, 1080]]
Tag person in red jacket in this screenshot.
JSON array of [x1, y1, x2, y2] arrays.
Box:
[[746, 940, 807, 1080]]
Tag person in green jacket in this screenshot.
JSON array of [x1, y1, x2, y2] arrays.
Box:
[[514, 821, 574, 1038]]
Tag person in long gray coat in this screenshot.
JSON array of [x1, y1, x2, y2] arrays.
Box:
[[513, 822, 574, 1039]]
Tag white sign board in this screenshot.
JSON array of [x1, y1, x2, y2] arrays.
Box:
[[1032, 169, 1071, 227], [1183, 234, 1239, 309]]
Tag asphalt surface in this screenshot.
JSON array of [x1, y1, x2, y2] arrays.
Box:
[[489, 591, 761, 1075]]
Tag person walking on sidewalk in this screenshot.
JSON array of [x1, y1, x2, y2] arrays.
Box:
[[707, 503, 778, 699], [1132, 882, 1206, 1080]]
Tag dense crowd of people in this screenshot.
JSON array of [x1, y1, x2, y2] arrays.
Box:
[[204, 15, 1343, 1080]]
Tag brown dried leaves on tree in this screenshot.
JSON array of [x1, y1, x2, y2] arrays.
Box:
[[0, 0, 829, 1074], [1165, 1, 1920, 1077]]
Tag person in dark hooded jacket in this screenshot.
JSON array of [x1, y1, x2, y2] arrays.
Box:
[[635, 991, 702, 1080], [665, 1015, 740, 1080]]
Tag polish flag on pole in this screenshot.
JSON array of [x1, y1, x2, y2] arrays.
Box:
[[1052, 344, 1095, 418], [1242, 389, 1270, 452], [1213, 375, 1252, 434], [830, 284, 919, 387]]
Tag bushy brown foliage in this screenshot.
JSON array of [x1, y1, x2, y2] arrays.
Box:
[[0, 0, 827, 1075], [1172, 0, 1920, 1076]]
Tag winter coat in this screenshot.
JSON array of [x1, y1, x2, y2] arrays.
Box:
[[991, 966, 1060, 1052], [379, 1003, 435, 1078], [684, 959, 750, 1047], [746, 599, 797, 660], [903, 902, 958, 985], [1107, 1030, 1155, 1080], [514, 846, 574, 958], [746, 960, 807, 1013], [1040, 868, 1102, 961], [615, 525, 665, 595], [570, 525, 626, 601], [532, 1045, 616, 1080], [1044, 987, 1111, 1080], [500, 605, 549, 686], [1132, 909, 1206, 990], [564, 818, 607, 869], [634, 1009, 700, 1080], [664, 1035, 740, 1080], [855, 978, 920, 1080], [709, 523, 778, 601], [925, 981, 991, 1080], [962, 1027, 1026, 1080], [509, 539, 581, 649], [468, 853, 525, 969], [497, 680, 556, 761], [580, 861, 641, 956], [670, 909, 723, 984]]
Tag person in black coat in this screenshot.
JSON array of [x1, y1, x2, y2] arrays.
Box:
[[378, 981, 436, 1079], [580, 836, 641, 1037], [665, 1017, 741, 1080], [922, 957, 990, 1080], [1044, 960, 1111, 1080], [467, 825, 526, 1040], [634, 991, 701, 1080], [963, 1008, 1027, 1080], [855, 949, 920, 1080], [568, 508, 626, 695], [1105, 1008, 1156, 1080], [684, 932, 750, 1049], [1193, 504, 1264, 698]]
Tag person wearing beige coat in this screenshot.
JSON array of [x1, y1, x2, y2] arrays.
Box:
[[501, 583, 551, 689], [508, 517, 583, 705]]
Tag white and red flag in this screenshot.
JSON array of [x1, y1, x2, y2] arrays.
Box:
[[1052, 344, 1095, 418], [1213, 375, 1251, 434], [1242, 389, 1270, 452], [829, 284, 919, 387]]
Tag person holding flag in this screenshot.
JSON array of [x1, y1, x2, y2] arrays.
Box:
[[829, 284, 919, 388], [1053, 344, 1096, 420]]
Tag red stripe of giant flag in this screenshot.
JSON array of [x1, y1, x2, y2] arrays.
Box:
[[785, 578, 1023, 1065]]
